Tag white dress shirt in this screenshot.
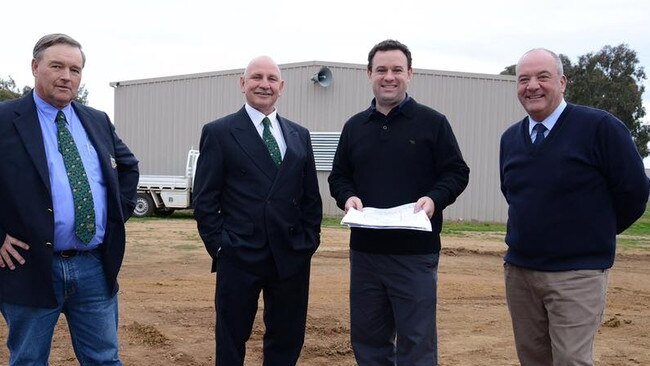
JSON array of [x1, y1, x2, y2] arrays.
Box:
[[245, 103, 287, 158]]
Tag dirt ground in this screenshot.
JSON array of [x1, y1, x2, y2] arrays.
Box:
[[1, 218, 649, 365]]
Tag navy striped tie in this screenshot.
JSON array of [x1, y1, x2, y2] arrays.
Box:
[[533, 123, 547, 146]]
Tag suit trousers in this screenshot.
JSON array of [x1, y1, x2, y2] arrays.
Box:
[[349, 249, 440, 366], [214, 251, 310, 366], [504, 263, 609, 366]]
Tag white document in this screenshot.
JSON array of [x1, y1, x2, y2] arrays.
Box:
[[341, 203, 432, 232]]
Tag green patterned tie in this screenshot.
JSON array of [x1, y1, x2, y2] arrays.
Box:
[[262, 117, 282, 166], [55, 111, 96, 244]]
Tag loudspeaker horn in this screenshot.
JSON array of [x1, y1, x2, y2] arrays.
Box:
[[311, 67, 332, 87]]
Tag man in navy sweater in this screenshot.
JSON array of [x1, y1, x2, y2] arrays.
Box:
[[500, 48, 649, 365], [329, 40, 469, 366]]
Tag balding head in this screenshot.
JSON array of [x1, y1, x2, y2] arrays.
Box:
[[516, 48, 564, 78], [240, 56, 284, 115], [244, 56, 281, 78]]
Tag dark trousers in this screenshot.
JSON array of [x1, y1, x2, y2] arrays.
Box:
[[350, 249, 440, 366], [214, 253, 311, 366]]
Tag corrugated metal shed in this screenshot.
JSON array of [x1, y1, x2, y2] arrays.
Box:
[[112, 61, 524, 222]]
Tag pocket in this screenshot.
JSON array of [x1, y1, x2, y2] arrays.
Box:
[[570, 269, 607, 279], [88, 249, 103, 264], [222, 219, 261, 249], [223, 220, 254, 235], [290, 225, 318, 251]]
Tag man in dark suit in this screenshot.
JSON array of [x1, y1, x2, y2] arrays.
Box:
[[0, 34, 139, 365], [193, 56, 322, 366]]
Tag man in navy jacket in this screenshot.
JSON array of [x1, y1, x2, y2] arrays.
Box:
[[500, 48, 649, 365], [0, 34, 139, 365]]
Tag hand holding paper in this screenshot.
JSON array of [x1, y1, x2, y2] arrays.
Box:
[[341, 203, 432, 232]]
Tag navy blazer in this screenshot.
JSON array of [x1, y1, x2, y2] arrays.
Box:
[[0, 92, 139, 308], [193, 107, 322, 279]]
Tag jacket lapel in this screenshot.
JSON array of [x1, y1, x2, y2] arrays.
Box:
[[13, 94, 50, 191], [73, 103, 120, 212], [73, 103, 110, 169], [277, 115, 299, 173], [230, 107, 278, 181]]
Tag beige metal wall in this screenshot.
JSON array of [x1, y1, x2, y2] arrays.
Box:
[[112, 69, 244, 174], [112, 61, 524, 222]]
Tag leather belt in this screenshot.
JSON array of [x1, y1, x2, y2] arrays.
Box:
[[56, 249, 93, 258]]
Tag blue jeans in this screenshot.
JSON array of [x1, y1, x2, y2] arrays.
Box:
[[350, 250, 440, 366], [0, 250, 122, 366]]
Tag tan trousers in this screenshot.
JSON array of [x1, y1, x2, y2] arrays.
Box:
[[504, 263, 609, 366]]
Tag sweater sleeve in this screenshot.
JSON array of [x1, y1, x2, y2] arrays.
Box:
[[594, 114, 649, 234], [328, 124, 357, 211], [426, 116, 470, 211]]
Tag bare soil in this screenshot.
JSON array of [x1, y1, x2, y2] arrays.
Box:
[[1, 219, 649, 365]]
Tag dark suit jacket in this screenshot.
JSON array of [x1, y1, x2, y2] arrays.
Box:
[[193, 107, 322, 279], [0, 92, 139, 308]]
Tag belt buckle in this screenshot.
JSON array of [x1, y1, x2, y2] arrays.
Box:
[[59, 250, 77, 258]]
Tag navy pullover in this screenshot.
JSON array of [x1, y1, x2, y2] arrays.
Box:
[[500, 103, 649, 271]]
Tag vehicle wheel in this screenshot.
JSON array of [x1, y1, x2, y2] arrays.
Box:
[[154, 209, 175, 217], [133, 193, 154, 217]]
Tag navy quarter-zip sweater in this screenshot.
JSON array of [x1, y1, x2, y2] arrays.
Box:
[[329, 97, 470, 255], [500, 103, 649, 271]]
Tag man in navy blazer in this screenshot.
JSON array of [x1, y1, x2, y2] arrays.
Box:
[[0, 34, 139, 365], [193, 56, 322, 365]]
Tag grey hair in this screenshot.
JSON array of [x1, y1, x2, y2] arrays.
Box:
[[517, 48, 563, 76], [33, 33, 86, 67]]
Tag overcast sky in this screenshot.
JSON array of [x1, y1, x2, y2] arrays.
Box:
[[2, 0, 650, 166]]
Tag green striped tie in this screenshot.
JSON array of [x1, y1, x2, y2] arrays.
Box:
[[262, 117, 282, 166], [55, 111, 96, 244]]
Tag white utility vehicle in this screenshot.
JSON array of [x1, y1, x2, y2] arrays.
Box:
[[133, 149, 199, 217]]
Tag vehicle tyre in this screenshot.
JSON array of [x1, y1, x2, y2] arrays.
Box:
[[154, 208, 175, 217], [133, 193, 154, 218]]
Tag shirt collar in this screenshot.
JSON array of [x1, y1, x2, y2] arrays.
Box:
[[528, 99, 567, 134], [33, 91, 73, 124], [367, 94, 413, 123], [370, 93, 411, 113], [245, 103, 278, 129]]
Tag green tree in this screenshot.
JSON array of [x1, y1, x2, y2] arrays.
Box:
[[74, 85, 89, 105], [0, 76, 22, 102], [567, 45, 647, 157], [500, 64, 516, 75], [500, 45, 649, 157]]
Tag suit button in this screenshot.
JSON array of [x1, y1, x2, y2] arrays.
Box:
[[382, 125, 388, 130], [45, 242, 53, 247]]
